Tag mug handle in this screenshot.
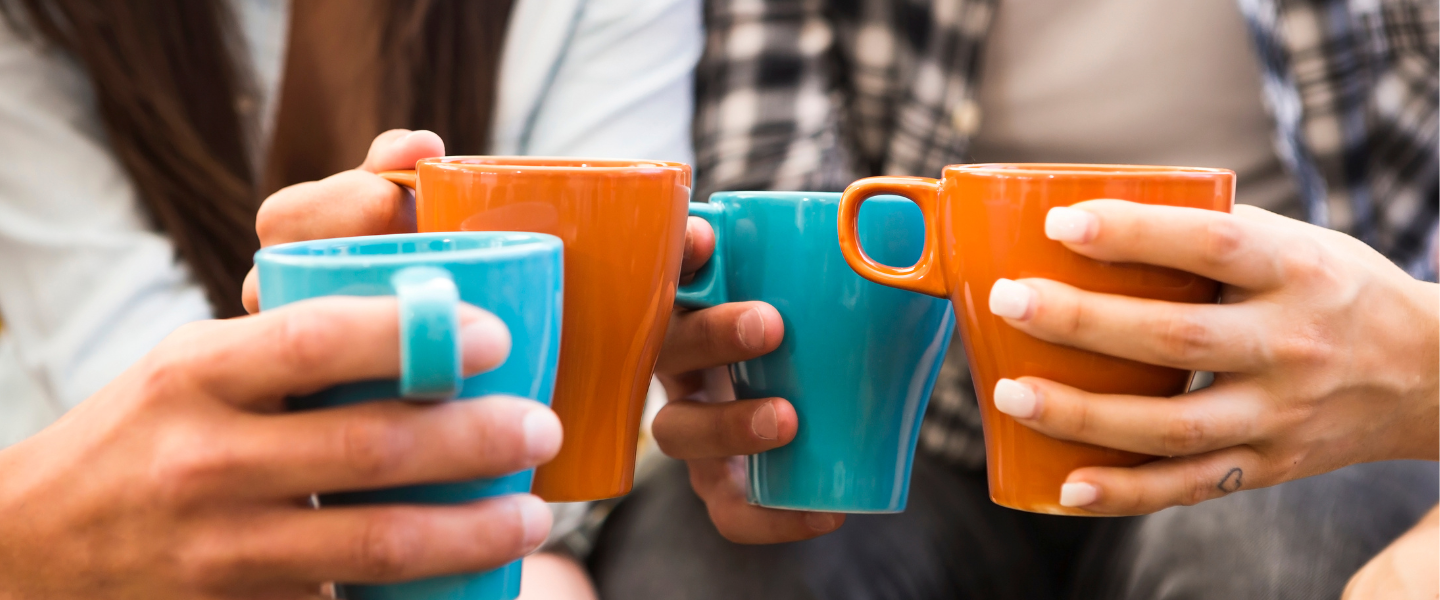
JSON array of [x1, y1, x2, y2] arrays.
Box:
[[379, 170, 418, 190], [837, 177, 949, 299], [391, 266, 463, 399], [675, 201, 728, 308]]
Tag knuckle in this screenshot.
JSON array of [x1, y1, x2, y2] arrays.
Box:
[[1199, 217, 1246, 268], [338, 414, 408, 479], [1280, 238, 1341, 288], [1155, 312, 1213, 364], [354, 512, 420, 580], [1268, 324, 1334, 369], [1161, 412, 1211, 456], [274, 310, 342, 372], [147, 434, 231, 507], [1181, 467, 1214, 506], [254, 182, 312, 242]]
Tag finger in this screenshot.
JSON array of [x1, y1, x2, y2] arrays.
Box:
[[358, 129, 444, 173], [1055, 446, 1265, 516], [653, 398, 797, 460], [992, 377, 1261, 457], [989, 277, 1265, 372], [687, 457, 844, 544], [656, 302, 783, 375], [187, 396, 561, 497], [235, 494, 549, 584], [681, 216, 716, 277], [153, 297, 509, 410], [1043, 200, 1289, 290], [242, 267, 260, 314], [255, 170, 414, 246]]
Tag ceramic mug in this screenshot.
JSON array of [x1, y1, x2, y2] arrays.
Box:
[[678, 192, 954, 513], [255, 231, 564, 600], [380, 157, 690, 502], [837, 164, 1234, 515]]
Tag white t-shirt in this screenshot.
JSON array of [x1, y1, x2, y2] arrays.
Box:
[[0, 0, 702, 447], [969, 0, 1300, 218]]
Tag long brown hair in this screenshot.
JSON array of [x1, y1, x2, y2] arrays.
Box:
[[0, 0, 513, 317]]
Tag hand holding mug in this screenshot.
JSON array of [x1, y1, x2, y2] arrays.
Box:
[[649, 218, 847, 544], [0, 297, 559, 598], [241, 128, 446, 314], [990, 201, 1439, 515]]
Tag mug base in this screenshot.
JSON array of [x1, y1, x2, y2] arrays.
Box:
[[746, 498, 906, 514]]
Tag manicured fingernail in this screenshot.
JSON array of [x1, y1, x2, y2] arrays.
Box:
[[513, 495, 553, 551], [737, 307, 767, 350], [805, 512, 839, 532], [989, 279, 1034, 320], [522, 408, 563, 463], [462, 312, 512, 372], [1059, 482, 1099, 507], [1046, 207, 1097, 243], [993, 379, 1037, 419], [751, 401, 778, 440]]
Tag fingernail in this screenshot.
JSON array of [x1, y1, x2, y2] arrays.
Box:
[[514, 495, 552, 551], [522, 408, 563, 463], [805, 512, 839, 533], [1059, 482, 1099, 507], [461, 313, 511, 372], [737, 307, 767, 350], [1046, 207, 1097, 243], [751, 402, 778, 440], [993, 379, 1037, 419], [989, 279, 1034, 320]]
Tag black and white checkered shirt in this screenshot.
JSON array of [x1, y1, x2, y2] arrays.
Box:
[[693, 0, 1439, 468]]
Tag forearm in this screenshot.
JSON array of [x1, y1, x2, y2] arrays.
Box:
[[1343, 504, 1439, 600]]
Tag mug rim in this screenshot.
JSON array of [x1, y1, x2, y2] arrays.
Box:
[[945, 163, 1235, 178], [254, 231, 563, 268], [708, 191, 913, 204], [419, 156, 690, 173]]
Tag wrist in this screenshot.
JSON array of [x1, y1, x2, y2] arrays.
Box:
[[1398, 280, 1438, 461]]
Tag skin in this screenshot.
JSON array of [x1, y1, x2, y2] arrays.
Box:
[[1343, 506, 1438, 600], [0, 296, 560, 599], [241, 130, 594, 597], [989, 201, 1438, 514]]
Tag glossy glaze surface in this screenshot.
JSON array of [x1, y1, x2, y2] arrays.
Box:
[[839, 164, 1233, 515], [680, 192, 954, 512], [385, 157, 690, 501], [255, 232, 564, 600]]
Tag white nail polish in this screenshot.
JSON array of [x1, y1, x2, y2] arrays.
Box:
[[1059, 482, 1099, 507], [989, 279, 1034, 320], [993, 379, 1037, 419], [1046, 207, 1096, 243]]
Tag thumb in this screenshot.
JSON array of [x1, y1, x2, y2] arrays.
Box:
[[359, 129, 445, 173]]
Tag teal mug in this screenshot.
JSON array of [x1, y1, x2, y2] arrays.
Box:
[[255, 232, 564, 600], [678, 192, 953, 512]]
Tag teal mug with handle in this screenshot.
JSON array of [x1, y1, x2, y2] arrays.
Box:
[[678, 192, 953, 513], [255, 231, 563, 600]]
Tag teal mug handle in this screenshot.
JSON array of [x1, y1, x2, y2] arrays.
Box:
[[676, 201, 728, 308], [392, 266, 463, 399]]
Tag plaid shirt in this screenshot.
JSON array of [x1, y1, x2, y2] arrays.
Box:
[[693, 0, 1439, 467]]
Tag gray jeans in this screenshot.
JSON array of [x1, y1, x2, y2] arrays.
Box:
[[589, 454, 1437, 600]]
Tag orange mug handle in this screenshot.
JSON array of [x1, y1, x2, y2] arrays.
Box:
[[379, 170, 418, 190], [837, 176, 949, 299]]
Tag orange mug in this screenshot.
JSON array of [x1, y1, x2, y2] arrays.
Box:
[[837, 164, 1234, 515], [382, 157, 691, 501]]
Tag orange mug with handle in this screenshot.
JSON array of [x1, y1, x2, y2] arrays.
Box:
[[837, 164, 1234, 515], [382, 157, 691, 501]]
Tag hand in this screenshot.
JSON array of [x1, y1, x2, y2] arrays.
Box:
[[650, 218, 844, 544], [241, 129, 444, 313], [1343, 505, 1439, 599], [986, 201, 1439, 515], [0, 297, 562, 599]]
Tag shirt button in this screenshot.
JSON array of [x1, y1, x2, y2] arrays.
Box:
[[950, 100, 981, 136]]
